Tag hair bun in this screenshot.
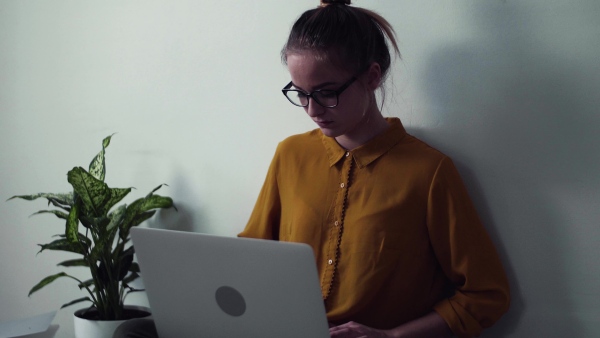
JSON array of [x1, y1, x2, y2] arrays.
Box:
[[320, 0, 351, 7]]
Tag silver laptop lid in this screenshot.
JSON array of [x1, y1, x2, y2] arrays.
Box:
[[131, 227, 330, 338]]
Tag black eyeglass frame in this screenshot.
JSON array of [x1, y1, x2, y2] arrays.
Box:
[[281, 76, 357, 108]]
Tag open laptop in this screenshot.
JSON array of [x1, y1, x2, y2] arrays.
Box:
[[130, 227, 330, 338]]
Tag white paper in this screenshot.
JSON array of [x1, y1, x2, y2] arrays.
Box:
[[0, 311, 56, 338]]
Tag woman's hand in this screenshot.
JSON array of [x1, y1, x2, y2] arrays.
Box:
[[329, 321, 392, 338], [327, 312, 453, 338]]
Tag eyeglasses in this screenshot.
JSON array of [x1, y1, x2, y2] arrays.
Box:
[[281, 76, 357, 108]]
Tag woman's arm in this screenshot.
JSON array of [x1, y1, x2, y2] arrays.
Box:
[[329, 311, 453, 338], [387, 311, 453, 338]]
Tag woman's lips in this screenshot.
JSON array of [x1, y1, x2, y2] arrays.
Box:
[[314, 120, 333, 128]]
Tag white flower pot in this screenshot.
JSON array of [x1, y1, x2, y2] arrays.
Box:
[[73, 305, 151, 338]]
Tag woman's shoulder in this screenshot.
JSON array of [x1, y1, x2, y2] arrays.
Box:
[[397, 133, 449, 163], [384, 134, 463, 187], [269, 129, 329, 167], [277, 128, 323, 151]]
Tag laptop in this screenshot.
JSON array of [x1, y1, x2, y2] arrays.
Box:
[[130, 227, 330, 338]]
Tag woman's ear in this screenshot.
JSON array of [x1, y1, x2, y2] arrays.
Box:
[[365, 62, 382, 90]]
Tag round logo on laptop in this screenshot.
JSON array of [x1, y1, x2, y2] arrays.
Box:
[[215, 286, 246, 317]]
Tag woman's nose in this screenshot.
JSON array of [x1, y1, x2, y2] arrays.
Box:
[[305, 99, 325, 117]]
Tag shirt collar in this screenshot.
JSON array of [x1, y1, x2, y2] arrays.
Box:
[[321, 117, 407, 168]]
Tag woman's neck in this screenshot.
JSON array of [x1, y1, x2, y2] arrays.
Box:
[[335, 110, 389, 150]]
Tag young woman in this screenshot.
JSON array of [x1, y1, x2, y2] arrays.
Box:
[[239, 1, 510, 337], [115, 1, 509, 337]]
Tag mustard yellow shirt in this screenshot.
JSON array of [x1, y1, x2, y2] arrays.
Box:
[[239, 118, 510, 337]]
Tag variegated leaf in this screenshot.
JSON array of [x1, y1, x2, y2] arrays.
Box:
[[102, 187, 132, 215], [88, 134, 114, 182], [46, 194, 75, 207], [139, 195, 174, 212], [120, 210, 155, 240], [30, 210, 69, 220], [54, 233, 92, 247], [38, 238, 85, 255], [119, 194, 174, 239], [65, 201, 79, 243], [90, 231, 112, 261], [67, 167, 111, 217], [107, 204, 127, 231], [8, 192, 74, 206]]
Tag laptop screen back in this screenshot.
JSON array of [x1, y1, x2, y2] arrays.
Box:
[[131, 227, 330, 338]]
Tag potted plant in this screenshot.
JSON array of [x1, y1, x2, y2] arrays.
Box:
[[9, 135, 176, 337]]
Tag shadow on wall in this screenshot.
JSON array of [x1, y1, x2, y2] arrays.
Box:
[[412, 1, 600, 337], [15, 324, 59, 338], [146, 172, 210, 233]]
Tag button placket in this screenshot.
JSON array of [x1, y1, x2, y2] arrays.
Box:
[[322, 153, 354, 301]]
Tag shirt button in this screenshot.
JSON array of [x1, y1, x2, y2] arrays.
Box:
[[328, 259, 333, 265], [334, 221, 339, 226], [340, 183, 345, 188], [345, 152, 350, 157]]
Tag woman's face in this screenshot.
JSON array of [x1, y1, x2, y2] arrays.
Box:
[[286, 52, 379, 142]]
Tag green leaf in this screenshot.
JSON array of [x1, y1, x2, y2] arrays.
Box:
[[88, 134, 115, 182], [120, 199, 143, 229], [146, 185, 177, 212], [140, 195, 174, 212], [89, 230, 113, 261], [54, 233, 92, 247], [47, 195, 74, 209], [148, 184, 167, 195], [118, 192, 174, 239], [57, 259, 89, 267], [66, 201, 80, 243], [30, 210, 69, 220], [124, 288, 145, 299], [129, 262, 141, 273], [8, 192, 74, 206], [29, 272, 69, 296], [77, 233, 92, 248], [78, 279, 94, 290], [120, 210, 155, 240], [38, 238, 85, 255], [107, 205, 127, 231], [104, 187, 132, 215], [67, 167, 111, 217], [97, 261, 110, 287], [122, 271, 140, 285], [118, 247, 134, 281], [61, 297, 93, 309], [133, 210, 155, 227], [79, 215, 110, 230]]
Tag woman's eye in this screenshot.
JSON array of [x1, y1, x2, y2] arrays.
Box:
[[319, 91, 337, 98]]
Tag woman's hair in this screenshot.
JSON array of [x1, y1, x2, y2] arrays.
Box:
[[281, 0, 400, 85]]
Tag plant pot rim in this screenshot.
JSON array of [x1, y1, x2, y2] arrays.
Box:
[[74, 305, 151, 321]]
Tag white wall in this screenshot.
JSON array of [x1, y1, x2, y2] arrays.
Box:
[[1, 1, 598, 337]]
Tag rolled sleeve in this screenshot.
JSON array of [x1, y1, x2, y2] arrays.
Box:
[[238, 146, 282, 240], [427, 157, 510, 337]]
